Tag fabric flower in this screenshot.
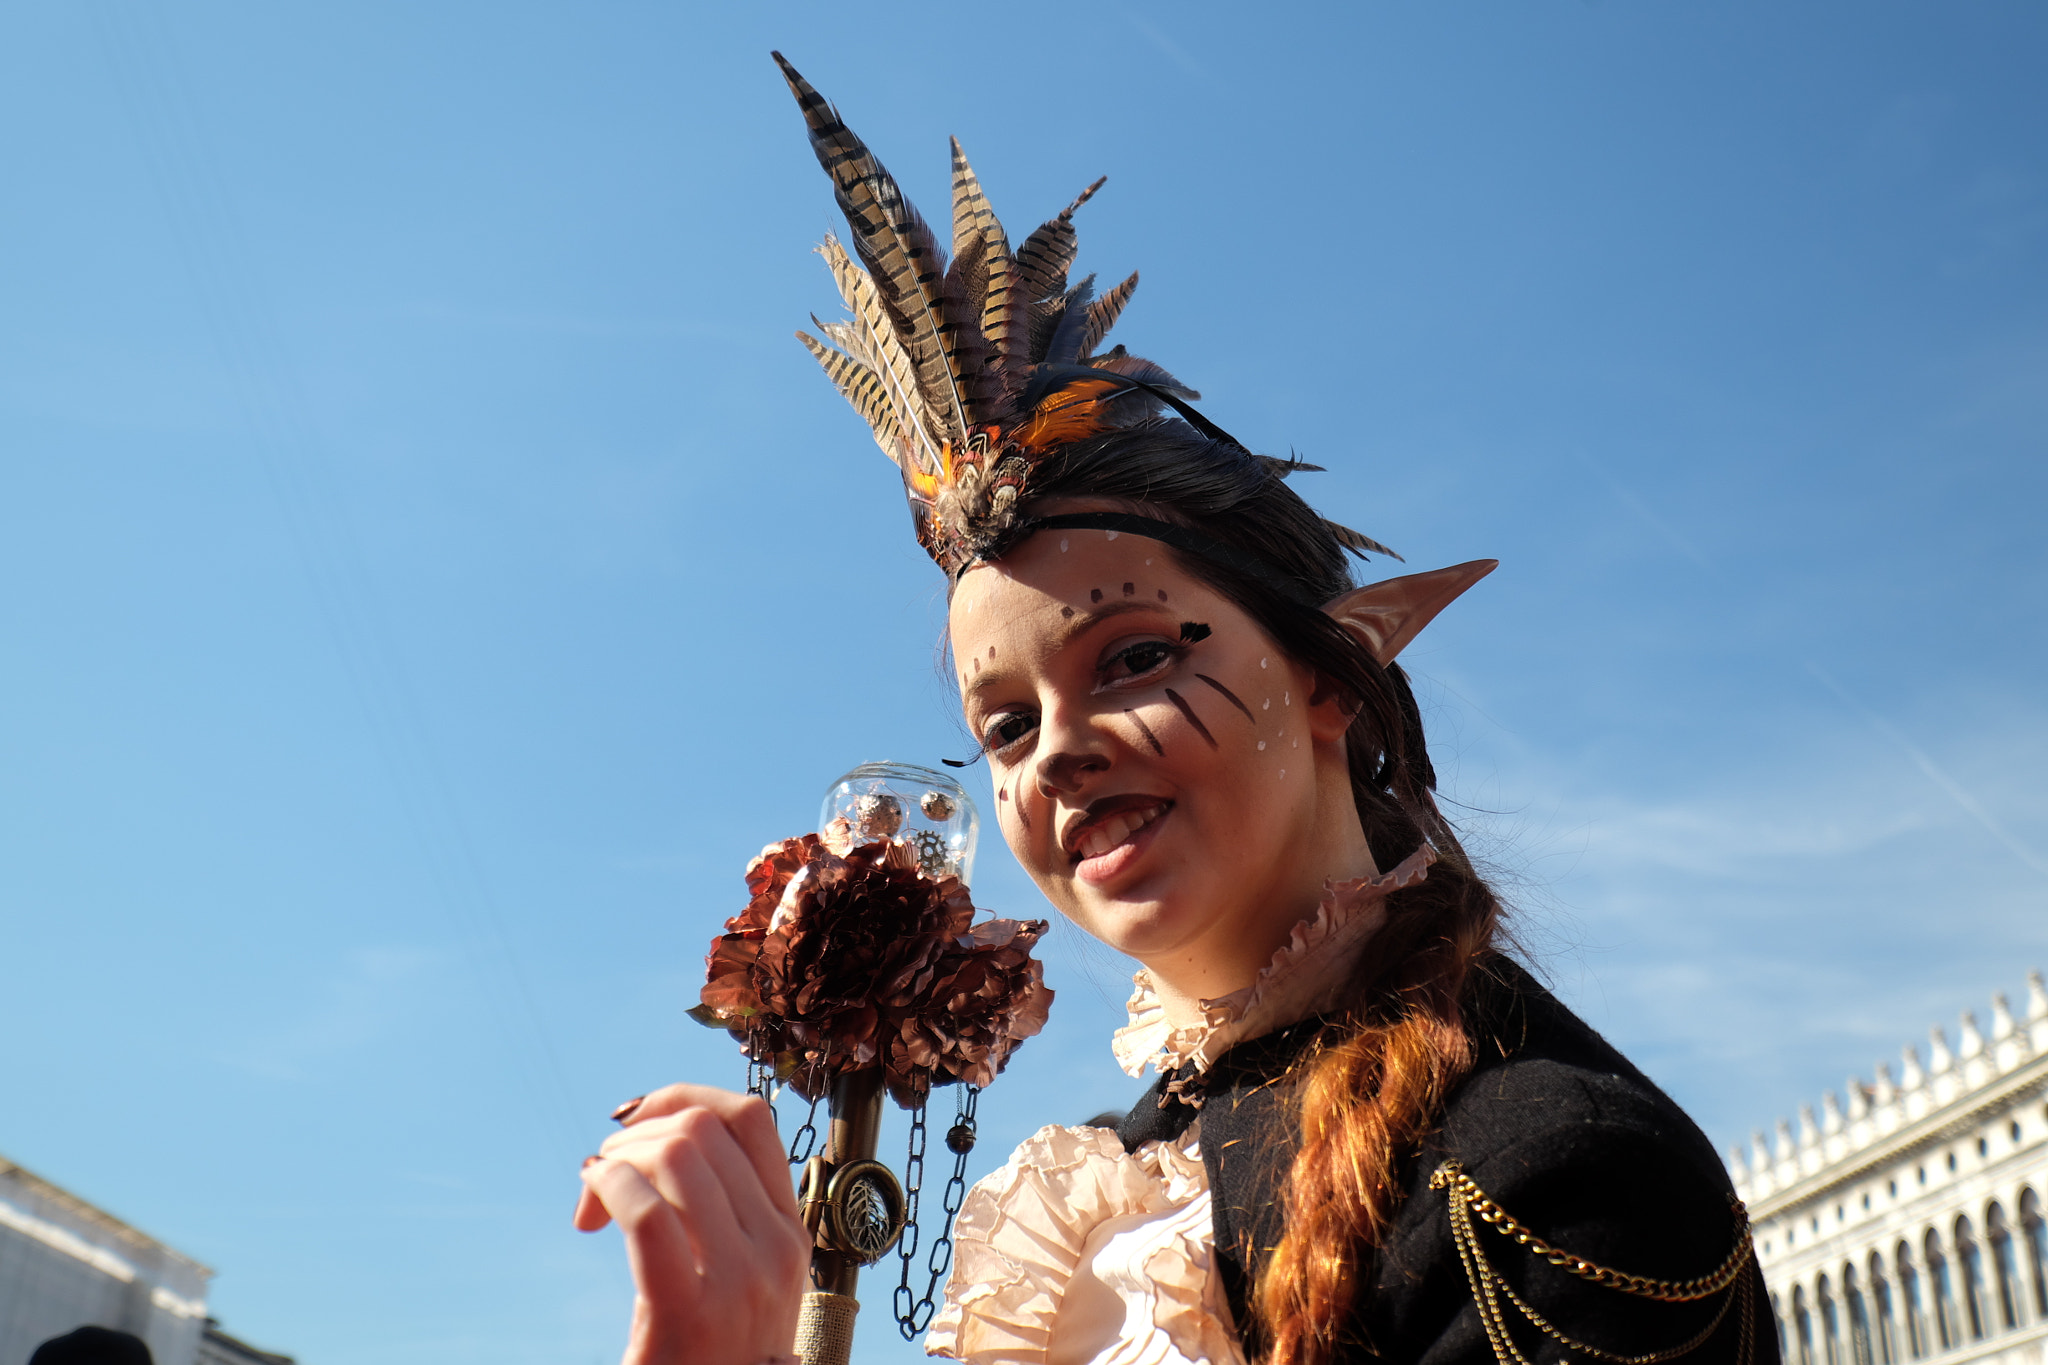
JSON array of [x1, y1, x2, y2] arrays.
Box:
[[695, 834, 1054, 1104]]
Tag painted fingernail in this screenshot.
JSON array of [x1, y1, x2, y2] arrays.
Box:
[[609, 1096, 645, 1124], [582, 1155, 602, 1169]]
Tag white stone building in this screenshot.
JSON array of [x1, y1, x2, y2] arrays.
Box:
[[1730, 971, 2048, 1365], [0, 1154, 210, 1365]]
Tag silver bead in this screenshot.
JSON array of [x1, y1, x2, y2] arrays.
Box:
[[853, 793, 904, 840]]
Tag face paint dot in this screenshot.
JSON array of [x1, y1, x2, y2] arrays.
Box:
[[1257, 740, 1267, 751], [1122, 582, 1135, 596], [988, 645, 996, 659], [1263, 698, 1271, 710], [1261, 658, 1269, 669], [973, 658, 981, 672], [1060, 537, 1070, 552], [1106, 530, 1119, 540], [1060, 606, 1075, 619], [1090, 588, 1104, 603], [1292, 738, 1299, 748], [1157, 589, 1168, 601], [1284, 692, 1290, 705], [1145, 558, 1153, 565], [998, 789, 1008, 801]]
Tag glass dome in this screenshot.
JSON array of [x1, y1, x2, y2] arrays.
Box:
[[818, 761, 980, 884]]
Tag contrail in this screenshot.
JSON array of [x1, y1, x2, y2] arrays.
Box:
[[1806, 662, 2048, 879]]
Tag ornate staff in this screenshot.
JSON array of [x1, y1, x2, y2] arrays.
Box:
[[692, 762, 1054, 1365]]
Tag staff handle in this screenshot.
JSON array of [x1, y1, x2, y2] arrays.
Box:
[[792, 1068, 885, 1365]]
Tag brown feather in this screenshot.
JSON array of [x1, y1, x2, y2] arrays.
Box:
[[1324, 519, 1403, 562], [949, 139, 1021, 375], [1079, 271, 1139, 358], [775, 52, 987, 440], [796, 330, 910, 466], [818, 237, 939, 473], [1014, 176, 1105, 306]]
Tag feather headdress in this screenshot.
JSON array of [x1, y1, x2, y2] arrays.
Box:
[[776, 52, 1396, 578]]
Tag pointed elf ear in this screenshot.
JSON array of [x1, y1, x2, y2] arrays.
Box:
[[1324, 560, 1498, 666]]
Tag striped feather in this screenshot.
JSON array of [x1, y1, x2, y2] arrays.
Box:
[[818, 237, 940, 474], [1014, 177, 1105, 306], [811, 315, 871, 369], [796, 331, 911, 466], [1324, 519, 1403, 562], [774, 52, 984, 441], [1079, 271, 1139, 358], [949, 138, 1021, 370]]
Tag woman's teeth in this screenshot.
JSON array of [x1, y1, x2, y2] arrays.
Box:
[[1074, 805, 1162, 861]]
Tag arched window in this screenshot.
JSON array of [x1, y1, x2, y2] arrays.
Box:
[[1795, 1284, 1816, 1365], [2022, 1189, 2048, 1318], [1897, 1241, 1929, 1359], [1774, 1291, 1790, 1363], [1987, 1202, 2022, 1329], [1869, 1250, 1897, 1365], [1926, 1228, 1959, 1350], [1955, 1215, 1988, 1339], [1820, 1274, 1843, 1365], [1845, 1265, 1875, 1365]]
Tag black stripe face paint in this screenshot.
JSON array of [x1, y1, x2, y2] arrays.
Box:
[[1194, 673, 1255, 724], [1162, 688, 1217, 749], [1124, 709, 1166, 756]]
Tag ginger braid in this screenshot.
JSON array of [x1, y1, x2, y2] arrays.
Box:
[[1256, 856, 1499, 1364], [1014, 423, 1506, 1365], [1245, 650, 1502, 1365]]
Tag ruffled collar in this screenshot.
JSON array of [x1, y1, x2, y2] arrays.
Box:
[[1109, 844, 1436, 1080]]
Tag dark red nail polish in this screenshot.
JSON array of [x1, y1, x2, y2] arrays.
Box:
[[582, 1155, 602, 1169], [610, 1096, 645, 1124]]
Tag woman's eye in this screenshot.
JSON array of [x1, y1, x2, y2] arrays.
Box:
[[980, 711, 1039, 755], [1098, 639, 1181, 685]]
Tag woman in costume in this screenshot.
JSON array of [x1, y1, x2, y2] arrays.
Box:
[[573, 54, 1776, 1365]]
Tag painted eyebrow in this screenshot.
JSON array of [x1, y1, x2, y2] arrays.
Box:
[[959, 599, 1174, 704]]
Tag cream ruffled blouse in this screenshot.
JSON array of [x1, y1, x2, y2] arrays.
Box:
[[925, 847, 1435, 1365]]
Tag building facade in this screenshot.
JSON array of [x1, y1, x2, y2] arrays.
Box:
[[1, 1156, 212, 1365], [1731, 971, 2048, 1365]]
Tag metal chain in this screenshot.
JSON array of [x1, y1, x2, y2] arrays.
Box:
[[740, 1057, 821, 1167], [1433, 1160, 1756, 1365], [1431, 1162, 1752, 1302], [895, 1083, 978, 1340], [786, 1092, 821, 1166]]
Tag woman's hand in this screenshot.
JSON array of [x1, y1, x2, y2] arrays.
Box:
[[574, 1084, 811, 1365]]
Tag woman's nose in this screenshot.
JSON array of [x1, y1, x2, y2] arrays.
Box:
[[1035, 746, 1109, 797], [1033, 708, 1112, 798]]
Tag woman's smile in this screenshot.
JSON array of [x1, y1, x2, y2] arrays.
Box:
[[1065, 795, 1172, 880]]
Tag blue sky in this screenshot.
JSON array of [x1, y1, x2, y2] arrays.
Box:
[[2, 3, 2043, 1363]]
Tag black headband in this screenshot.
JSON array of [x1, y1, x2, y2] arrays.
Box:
[[977, 511, 1318, 606]]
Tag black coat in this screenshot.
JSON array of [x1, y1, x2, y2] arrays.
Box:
[[1118, 956, 1779, 1365]]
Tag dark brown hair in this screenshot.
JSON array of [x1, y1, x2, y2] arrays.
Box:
[[1017, 420, 1504, 1365]]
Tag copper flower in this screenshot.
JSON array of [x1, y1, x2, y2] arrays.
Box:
[[891, 917, 1053, 1096], [695, 834, 1053, 1104]]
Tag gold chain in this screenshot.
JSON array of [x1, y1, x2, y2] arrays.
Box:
[[1433, 1160, 1756, 1365]]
